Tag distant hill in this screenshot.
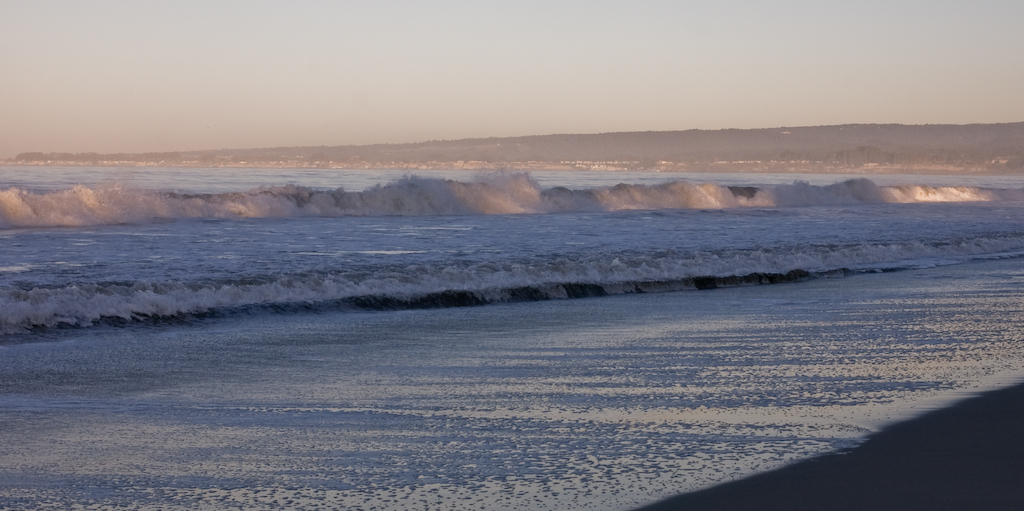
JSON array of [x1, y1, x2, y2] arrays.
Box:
[[11, 122, 1024, 173]]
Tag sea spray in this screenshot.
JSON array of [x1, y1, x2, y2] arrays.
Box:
[[4, 176, 1023, 229]]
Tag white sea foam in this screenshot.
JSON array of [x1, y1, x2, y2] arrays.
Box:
[[3, 176, 1023, 228], [4, 235, 1023, 332]]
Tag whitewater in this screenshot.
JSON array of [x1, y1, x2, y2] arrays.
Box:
[[2, 166, 1024, 510], [3, 173, 1024, 228], [4, 171, 1024, 333]]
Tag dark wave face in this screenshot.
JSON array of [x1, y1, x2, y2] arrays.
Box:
[[4, 172, 1024, 335], [4, 232, 1023, 334]]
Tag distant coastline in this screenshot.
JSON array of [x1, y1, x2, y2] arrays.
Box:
[[2, 160, 1012, 176], [6, 122, 1023, 175]]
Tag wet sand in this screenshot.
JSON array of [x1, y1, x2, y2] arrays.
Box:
[[635, 382, 1024, 511]]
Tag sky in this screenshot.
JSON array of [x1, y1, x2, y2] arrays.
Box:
[[2, 0, 1023, 158]]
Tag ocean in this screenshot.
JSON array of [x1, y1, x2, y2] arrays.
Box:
[[2, 166, 1024, 510]]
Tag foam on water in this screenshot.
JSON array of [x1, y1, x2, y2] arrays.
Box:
[[3, 175, 1023, 228], [5, 167, 1024, 510], [4, 259, 1024, 511], [4, 234, 1023, 333]]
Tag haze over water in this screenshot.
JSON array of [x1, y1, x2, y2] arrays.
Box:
[[4, 1, 1024, 158]]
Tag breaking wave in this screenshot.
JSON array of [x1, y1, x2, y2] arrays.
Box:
[[4, 235, 1023, 333], [2, 175, 1023, 228]]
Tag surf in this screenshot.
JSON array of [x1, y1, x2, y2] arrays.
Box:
[[3, 176, 1023, 229], [4, 234, 1023, 334]]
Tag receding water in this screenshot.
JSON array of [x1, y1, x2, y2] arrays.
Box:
[[1, 167, 1023, 510]]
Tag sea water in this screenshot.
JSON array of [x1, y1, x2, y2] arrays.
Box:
[[1, 167, 1023, 510]]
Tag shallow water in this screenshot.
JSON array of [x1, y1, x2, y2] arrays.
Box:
[[2, 167, 1023, 509]]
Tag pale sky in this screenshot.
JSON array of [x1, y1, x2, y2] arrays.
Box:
[[2, 0, 1022, 157]]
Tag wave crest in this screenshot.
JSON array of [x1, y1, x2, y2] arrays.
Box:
[[4, 235, 1023, 333], [3, 176, 1023, 228]]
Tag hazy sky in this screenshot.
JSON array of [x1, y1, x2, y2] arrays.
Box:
[[2, 1, 1022, 157]]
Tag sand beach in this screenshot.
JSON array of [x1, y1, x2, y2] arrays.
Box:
[[636, 381, 1024, 511]]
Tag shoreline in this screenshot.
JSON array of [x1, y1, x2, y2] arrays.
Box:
[[633, 380, 1024, 511]]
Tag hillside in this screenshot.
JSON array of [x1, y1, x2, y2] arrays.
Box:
[[11, 122, 1024, 173]]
